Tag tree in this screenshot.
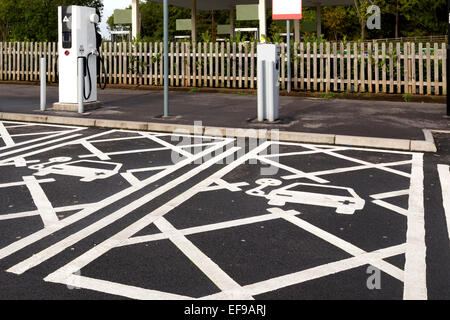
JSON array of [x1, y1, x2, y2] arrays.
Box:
[[397, 0, 446, 37], [322, 6, 354, 41], [0, 0, 103, 42], [353, 0, 373, 40]]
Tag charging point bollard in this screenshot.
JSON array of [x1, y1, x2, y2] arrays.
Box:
[[40, 58, 46, 111], [54, 6, 102, 112], [257, 44, 281, 122]]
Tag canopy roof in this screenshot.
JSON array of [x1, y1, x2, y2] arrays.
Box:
[[150, 0, 354, 11]]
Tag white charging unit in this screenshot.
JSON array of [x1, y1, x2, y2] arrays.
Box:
[[54, 6, 100, 111]]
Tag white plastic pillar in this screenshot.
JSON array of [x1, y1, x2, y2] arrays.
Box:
[[132, 0, 141, 40], [40, 58, 46, 111], [258, 0, 266, 42]]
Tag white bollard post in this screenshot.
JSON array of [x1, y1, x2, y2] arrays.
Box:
[[287, 20, 291, 93], [257, 59, 266, 122], [40, 58, 46, 111], [267, 61, 275, 122], [78, 57, 85, 114]]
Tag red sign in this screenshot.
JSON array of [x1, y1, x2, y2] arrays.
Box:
[[64, 50, 70, 56], [272, 0, 302, 20]]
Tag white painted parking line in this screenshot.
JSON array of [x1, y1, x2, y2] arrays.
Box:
[[43, 147, 242, 295], [0, 133, 84, 164], [146, 133, 193, 158], [154, 217, 253, 299], [257, 156, 329, 184], [371, 200, 409, 216], [0, 122, 15, 146], [0, 211, 41, 221], [40, 141, 422, 300], [8, 144, 237, 275], [403, 153, 427, 300], [0, 122, 86, 152], [64, 275, 193, 300], [0, 121, 431, 300], [371, 189, 410, 200], [279, 213, 404, 281], [0, 178, 55, 189], [79, 146, 169, 158], [0, 203, 97, 222], [0, 128, 233, 263], [205, 244, 407, 299], [80, 141, 111, 160], [23, 176, 59, 227], [437, 164, 450, 244], [10, 131, 71, 137]]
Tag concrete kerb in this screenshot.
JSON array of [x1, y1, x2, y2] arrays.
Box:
[[409, 129, 438, 153], [1, 112, 48, 123], [46, 115, 96, 127], [94, 119, 148, 131], [335, 135, 411, 151], [0, 112, 438, 152]]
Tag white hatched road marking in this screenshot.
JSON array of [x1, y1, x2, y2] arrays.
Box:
[[0, 121, 431, 300], [22, 176, 59, 227], [0, 122, 15, 146], [437, 165, 450, 244]]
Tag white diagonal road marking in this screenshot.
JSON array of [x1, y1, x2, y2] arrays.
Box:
[[23, 176, 59, 227], [437, 164, 450, 244]]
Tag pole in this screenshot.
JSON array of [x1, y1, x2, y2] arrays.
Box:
[[230, 5, 235, 39], [287, 20, 291, 93], [132, 0, 141, 40], [191, 0, 197, 43], [40, 58, 46, 111], [447, 0, 449, 116], [259, 0, 266, 42], [78, 57, 85, 114], [163, 0, 169, 117]]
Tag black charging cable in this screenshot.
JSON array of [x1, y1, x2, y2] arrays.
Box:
[[83, 52, 93, 100], [98, 55, 107, 90]]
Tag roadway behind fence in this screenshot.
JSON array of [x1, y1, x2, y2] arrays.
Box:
[[0, 41, 447, 95]]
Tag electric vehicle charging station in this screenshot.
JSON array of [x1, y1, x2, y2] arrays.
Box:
[[257, 44, 281, 122], [53, 6, 101, 112]]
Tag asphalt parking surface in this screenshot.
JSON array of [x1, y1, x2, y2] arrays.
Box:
[[0, 84, 447, 140], [0, 120, 448, 300]]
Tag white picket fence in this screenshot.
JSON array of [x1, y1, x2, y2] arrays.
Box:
[[0, 41, 447, 95]]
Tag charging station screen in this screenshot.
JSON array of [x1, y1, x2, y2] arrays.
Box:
[[62, 7, 72, 49]]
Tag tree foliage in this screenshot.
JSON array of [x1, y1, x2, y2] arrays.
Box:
[[0, 0, 446, 42], [0, 0, 103, 42]]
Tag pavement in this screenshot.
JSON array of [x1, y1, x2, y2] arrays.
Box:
[[0, 120, 448, 301], [0, 84, 448, 152]]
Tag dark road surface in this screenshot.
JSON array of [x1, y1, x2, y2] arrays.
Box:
[[0, 120, 448, 300]]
